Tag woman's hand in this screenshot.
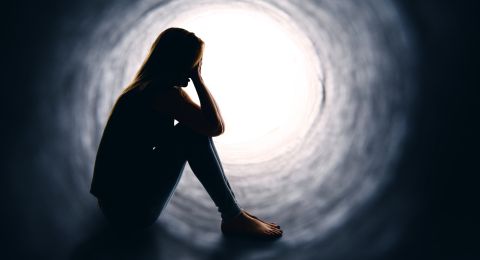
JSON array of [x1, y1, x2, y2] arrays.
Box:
[[190, 59, 203, 82], [177, 57, 224, 136]]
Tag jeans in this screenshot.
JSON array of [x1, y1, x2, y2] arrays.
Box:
[[98, 123, 242, 229]]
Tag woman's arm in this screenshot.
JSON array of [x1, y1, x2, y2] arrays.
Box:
[[189, 60, 225, 135], [154, 60, 225, 137]]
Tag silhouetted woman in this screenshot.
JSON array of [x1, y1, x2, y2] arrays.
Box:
[[90, 28, 282, 239]]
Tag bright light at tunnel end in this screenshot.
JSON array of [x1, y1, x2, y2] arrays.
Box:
[[165, 1, 323, 164]]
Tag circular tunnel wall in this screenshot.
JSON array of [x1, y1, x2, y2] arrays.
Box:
[[15, 0, 418, 259]]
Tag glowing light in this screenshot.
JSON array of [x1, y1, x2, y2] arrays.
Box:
[[168, 3, 321, 163]]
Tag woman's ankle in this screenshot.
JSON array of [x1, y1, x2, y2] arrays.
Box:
[[221, 209, 243, 224]]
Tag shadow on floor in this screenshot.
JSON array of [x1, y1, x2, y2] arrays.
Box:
[[71, 220, 166, 260], [207, 234, 281, 260], [72, 213, 282, 260]]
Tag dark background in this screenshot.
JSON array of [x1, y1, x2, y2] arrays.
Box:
[[3, 0, 479, 259]]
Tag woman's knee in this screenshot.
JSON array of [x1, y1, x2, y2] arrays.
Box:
[[174, 123, 211, 143]]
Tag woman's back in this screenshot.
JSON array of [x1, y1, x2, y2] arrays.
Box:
[[90, 87, 174, 201]]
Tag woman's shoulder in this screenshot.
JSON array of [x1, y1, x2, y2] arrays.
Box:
[[117, 86, 150, 107], [106, 89, 143, 122], [120, 85, 143, 100], [152, 86, 184, 106], [117, 84, 184, 114]]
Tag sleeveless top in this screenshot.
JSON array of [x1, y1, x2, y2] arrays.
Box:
[[90, 86, 175, 202]]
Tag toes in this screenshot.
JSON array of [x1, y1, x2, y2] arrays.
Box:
[[244, 211, 281, 228], [269, 225, 281, 231], [268, 231, 280, 237], [268, 223, 280, 228], [263, 220, 280, 228], [275, 229, 283, 235], [262, 220, 280, 228], [266, 227, 282, 236], [269, 229, 282, 237], [272, 228, 281, 234]]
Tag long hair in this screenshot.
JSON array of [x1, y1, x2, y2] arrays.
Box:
[[123, 27, 204, 94]]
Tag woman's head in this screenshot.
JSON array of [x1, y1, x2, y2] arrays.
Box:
[[128, 27, 204, 91]]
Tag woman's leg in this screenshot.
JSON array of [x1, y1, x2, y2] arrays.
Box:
[[98, 123, 241, 228], [174, 123, 242, 222], [150, 124, 281, 238], [98, 139, 189, 229]]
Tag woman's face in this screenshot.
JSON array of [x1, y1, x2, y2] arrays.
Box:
[[169, 64, 192, 87], [172, 74, 190, 87], [171, 46, 203, 88]]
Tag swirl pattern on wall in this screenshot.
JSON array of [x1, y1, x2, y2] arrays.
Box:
[[29, 0, 417, 259]]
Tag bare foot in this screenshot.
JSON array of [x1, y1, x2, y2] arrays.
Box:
[[221, 210, 283, 240], [243, 211, 280, 228]]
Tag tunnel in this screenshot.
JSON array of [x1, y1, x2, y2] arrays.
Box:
[[3, 0, 477, 259]]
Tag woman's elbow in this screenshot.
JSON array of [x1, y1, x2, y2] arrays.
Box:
[[208, 123, 224, 137]]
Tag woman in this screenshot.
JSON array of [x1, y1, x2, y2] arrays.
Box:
[[90, 27, 282, 239]]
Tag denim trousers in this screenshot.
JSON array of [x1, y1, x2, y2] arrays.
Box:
[[98, 123, 242, 229]]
